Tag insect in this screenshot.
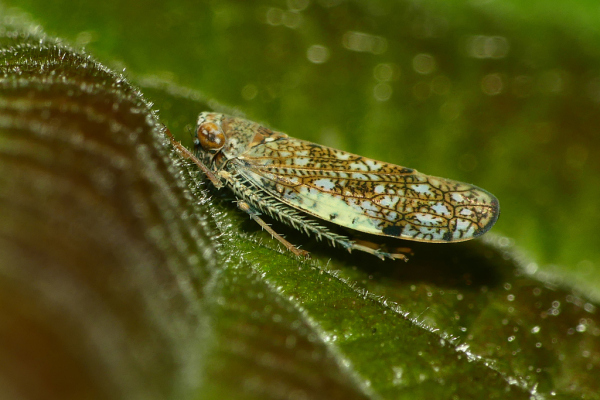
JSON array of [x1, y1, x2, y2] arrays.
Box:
[[169, 112, 499, 261]]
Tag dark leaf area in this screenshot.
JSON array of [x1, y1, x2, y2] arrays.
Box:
[[1, 7, 600, 400], [0, 33, 213, 399]]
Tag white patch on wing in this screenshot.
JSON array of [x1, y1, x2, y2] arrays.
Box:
[[293, 157, 310, 166], [365, 210, 378, 218], [431, 203, 451, 216], [414, 213, 443, 226], [313, 178, 335, 191], [365, 159, 382, 170], [459, 208, 473, 216], [411, 184, 432, 195], [419, 228, 447, 240], [374, 185, 385, 194], [434, 230, 448, 240], [335, 152, 351, 160], [452, 219, 475, 239], [349, 162, 368, 171], [347, 198, 364, 213], [379, 195, 399, 208], [402, 224, 420, 238], [451, 193, 465, 203], [386, 211, 398, 221], [351, 173, 368, 180], [360, 200, 379, 212]]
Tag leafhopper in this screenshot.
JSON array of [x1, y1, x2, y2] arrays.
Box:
[[169, 112, 499, 260]]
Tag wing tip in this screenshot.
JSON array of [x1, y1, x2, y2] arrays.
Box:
[[474, 192, 500, 238]]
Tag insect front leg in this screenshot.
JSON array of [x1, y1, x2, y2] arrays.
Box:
[[165, 127, 224, 189], [237, 201, 311, 258]]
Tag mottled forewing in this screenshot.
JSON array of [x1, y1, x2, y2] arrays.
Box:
[[238, 137, 499, 243]]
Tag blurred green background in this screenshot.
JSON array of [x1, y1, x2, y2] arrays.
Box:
[[4, 0, 600, 295], [3, 1, 600, 398]]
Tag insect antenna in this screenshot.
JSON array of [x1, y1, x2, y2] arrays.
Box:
[[185, 123, 195, 140]]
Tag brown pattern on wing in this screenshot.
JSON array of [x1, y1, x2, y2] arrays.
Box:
[[240, 137, 499, 242]]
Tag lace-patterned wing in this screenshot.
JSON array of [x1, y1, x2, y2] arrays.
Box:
[[239, 137, 499, 242]]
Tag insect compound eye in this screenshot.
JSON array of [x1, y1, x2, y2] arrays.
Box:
[[196, 122, 225, 151]]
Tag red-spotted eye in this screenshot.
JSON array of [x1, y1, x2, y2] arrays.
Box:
[[196, 122, 225, 151]]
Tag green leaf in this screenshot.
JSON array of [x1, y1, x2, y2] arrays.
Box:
[[1, 2, 600, 399]]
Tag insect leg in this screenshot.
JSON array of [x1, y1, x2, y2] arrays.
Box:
[[350, 241, 409, 262], [237, 201, 311, 258], [165, 127, 224, 189]]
